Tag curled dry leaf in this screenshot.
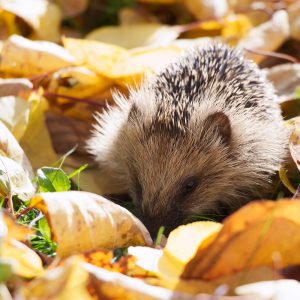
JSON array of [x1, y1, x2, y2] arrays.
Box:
[[0, 156, 35, 201], [182, 200, 300, 280], [48, 66, 111, 100], [238, 10, 290, 63], [0, 96, 31, 141], [0, 211, 42, 279], [0, 78, 33, 98], [0, 120, 33, 177], [2, 238, 43, 278], [86, 24, 181, 49], [0, 35, 75, 76], [266, 64, 300, 103], [0, 0, 62, 42], [25, 256, 216, 300], [183, 0, 229, 21], [29, 191, 152, 257]]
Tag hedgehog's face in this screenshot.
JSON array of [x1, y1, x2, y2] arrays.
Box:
[[121, 110, 240, 237]]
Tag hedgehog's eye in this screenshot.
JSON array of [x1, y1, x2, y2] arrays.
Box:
[[180, 177, 198, 196]]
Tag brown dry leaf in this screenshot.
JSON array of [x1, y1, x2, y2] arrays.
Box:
[[266, 64, 300, 103], [238, 10, 290, 63], [55, 0, 88, 18], [29, 191, 152, 257], [86, 24, 181, 49], [0, 78, 32, 97], [182, 200, 300, 280], [0, 0, 62, 42], [62, 37, 131, 78], [0, 35, 75, 76], [183, 0, 228, 21]]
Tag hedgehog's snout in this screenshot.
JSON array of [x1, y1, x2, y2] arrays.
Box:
[[140, 208, 184, 239]]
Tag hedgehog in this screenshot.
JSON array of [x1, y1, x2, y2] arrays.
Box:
[[87, 44, 288, 237]]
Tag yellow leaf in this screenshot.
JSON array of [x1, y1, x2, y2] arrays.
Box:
[[48, 66, 111, 100], [0, 0, 62, 42], [86, 24, 180, 49], [62, 37, 130, 78], [30, 191, 152, 257], [0, 35, 75, 76], [222, 14, 252, 45], [2, 238, 43, 278], [182, 200, 300, 280], [114, 45, 181, 87], [159, 222, 222, 277], [279, 168, 295, 194], [19, 90, 57, 170]]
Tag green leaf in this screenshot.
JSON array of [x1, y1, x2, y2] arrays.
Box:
[[0, 259, 13, 283], [38, 217, 51, 242], [37, 167, 71, 192]]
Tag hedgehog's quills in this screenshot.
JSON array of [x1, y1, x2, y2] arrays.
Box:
[[87, 44, 288, 237]]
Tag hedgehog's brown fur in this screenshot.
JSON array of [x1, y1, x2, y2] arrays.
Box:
[[87, 44, 288, 236]]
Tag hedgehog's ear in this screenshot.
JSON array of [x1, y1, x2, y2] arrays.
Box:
[[204, 112, 231, 145]]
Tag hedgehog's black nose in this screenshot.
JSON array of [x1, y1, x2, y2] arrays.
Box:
[[140, 213, 181, 239]]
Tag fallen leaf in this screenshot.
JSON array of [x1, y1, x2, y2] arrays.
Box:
[[55, 0, 88, 18], [48, 66, 111, 100], [288, 1, 300, 42], [183, 0, 228, 21], [0, 120, 33, 178], [2, 238, 43, 278], [159, 222, 222, 277], [86, 24, 181, 49], [62, 37, 131, 78], [238, 10, 290, 63], [114, 45, 181, 86], [266, 64, 300, 103], [0, 0, 62, 42], [0, 96, 31, 140], [236, 279, 300, 300], [0, 156, 35, 201], [29, 191, 152, 257], [19, 90, 58, 170], [182, 200, 300, 280], [0, 35, 75, 76], [0, 78, 33, 97]]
